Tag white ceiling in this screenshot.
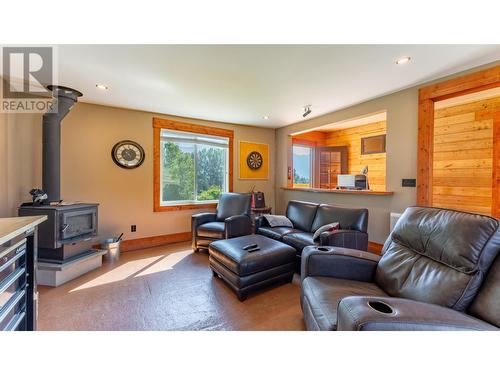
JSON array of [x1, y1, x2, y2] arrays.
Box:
[[34, 45, 500, 127]]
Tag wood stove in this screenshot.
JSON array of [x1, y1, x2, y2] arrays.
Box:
[[19, 203, 98, 263], [18, 86, 105, 286]]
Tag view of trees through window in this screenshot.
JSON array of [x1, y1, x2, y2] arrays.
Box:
[[161, 140, 228, 203], [292, 145, 312, 187]]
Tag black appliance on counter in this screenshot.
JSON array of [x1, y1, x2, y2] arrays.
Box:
[[355, 174, 369, 190]]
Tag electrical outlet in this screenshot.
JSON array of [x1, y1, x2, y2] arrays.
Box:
[[131, 225, 136, 232]]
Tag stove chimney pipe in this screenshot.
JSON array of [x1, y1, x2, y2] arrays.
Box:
[[42, 85, 83, 203]]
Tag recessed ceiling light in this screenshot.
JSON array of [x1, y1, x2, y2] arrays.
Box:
[[263, 115, 269, 120], [396, 56, 411, 65], [96, 84, 109, 90]]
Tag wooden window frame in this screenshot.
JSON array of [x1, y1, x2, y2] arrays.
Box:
[[153, 117, 234, 212], [417, 65, 500, 218]]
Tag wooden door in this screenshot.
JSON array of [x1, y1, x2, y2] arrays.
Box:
[[315, 147, 348, 189], [318, 151, 331, 189]]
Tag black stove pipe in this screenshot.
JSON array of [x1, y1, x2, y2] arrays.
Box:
[[42, 85, 82, 203]]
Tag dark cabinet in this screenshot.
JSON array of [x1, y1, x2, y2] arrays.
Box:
[[0, 216, 46, 331]]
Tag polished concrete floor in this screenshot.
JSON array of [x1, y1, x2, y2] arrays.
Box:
[[38, 242, 305, 330]]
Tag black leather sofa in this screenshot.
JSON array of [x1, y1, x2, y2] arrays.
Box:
[[192, 192, 252, 251], [255, 200, 369, 262], [300, 206, 500, 330]]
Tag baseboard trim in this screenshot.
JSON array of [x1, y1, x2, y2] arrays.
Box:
[[368, 241, 383, 255], [93, 232, 191, 253], [121, 232, 191, 252], [98, 233, 383, 254]]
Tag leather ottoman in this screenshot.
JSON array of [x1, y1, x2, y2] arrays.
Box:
[[209, 234, 296, 301]]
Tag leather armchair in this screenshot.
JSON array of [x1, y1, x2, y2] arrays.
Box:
[[192, 193, 252, 251], [301, 206, 500, 331]]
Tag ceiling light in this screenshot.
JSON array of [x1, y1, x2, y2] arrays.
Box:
[[96, 84, 109, 90], [263, 115, 269, 120], [396, 56, 411, 65], [303, 105, 312, 118]]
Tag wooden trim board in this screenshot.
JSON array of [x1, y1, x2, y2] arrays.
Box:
[[417, 65, 500, 208], [94, 232, 192, 253], [152, 117, 234, 212], [368, 241, 383, 255], [493, 111, 500, 218], [98, 232, 383, 256], [281, 186, 393, 196]]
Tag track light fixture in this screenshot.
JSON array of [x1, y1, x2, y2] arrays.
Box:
[[303, 105, 312, 118]]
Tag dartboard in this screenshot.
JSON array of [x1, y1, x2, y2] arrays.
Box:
[[246, 151, 263, 170]]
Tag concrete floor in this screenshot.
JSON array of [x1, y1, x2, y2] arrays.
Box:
[[38, 242, 305, 330]]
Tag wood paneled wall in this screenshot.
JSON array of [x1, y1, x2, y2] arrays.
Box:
[[324, 121, 387, 191], [292, 131, 327, 147], [432, 96, 499, 215]]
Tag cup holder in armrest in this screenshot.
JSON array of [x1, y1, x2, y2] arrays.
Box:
[[316, 247, 331, 252], [368, 300, 394, 315]]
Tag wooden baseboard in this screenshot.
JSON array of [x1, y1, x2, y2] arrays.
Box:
[[368, 241, 383, 255], [96, 232, 383, 255], [121, 232, 191, 252], [93, 231, 191, 253]]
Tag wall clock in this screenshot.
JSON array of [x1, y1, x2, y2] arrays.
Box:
[[111, 140, 145, 169], [246, 151, 263, 170]]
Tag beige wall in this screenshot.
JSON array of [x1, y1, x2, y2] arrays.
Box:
[[2, 61, 498, 246], [0, 112, 7, 217], [0, 103, 276, 242], [276, 89, 417, 244], [275, 61, 500, 244], [0, 111, 42, 217]]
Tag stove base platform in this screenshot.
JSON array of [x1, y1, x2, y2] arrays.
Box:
[[37, 249, 107, 287]]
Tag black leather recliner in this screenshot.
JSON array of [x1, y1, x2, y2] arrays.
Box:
[[300, 206, 500, 330], [192, 192, 252, 251], [255, 200, 369, 263]]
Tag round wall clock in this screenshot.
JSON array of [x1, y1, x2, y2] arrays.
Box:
[[111, 140, 145, 169], [247, 151, 263, 170]]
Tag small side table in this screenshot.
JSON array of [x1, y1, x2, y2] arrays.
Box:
[[251, 207, 272, 216]]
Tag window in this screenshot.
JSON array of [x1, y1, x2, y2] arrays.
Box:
[[153, 118, 233, 211], [292, 145, 312, 187]]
